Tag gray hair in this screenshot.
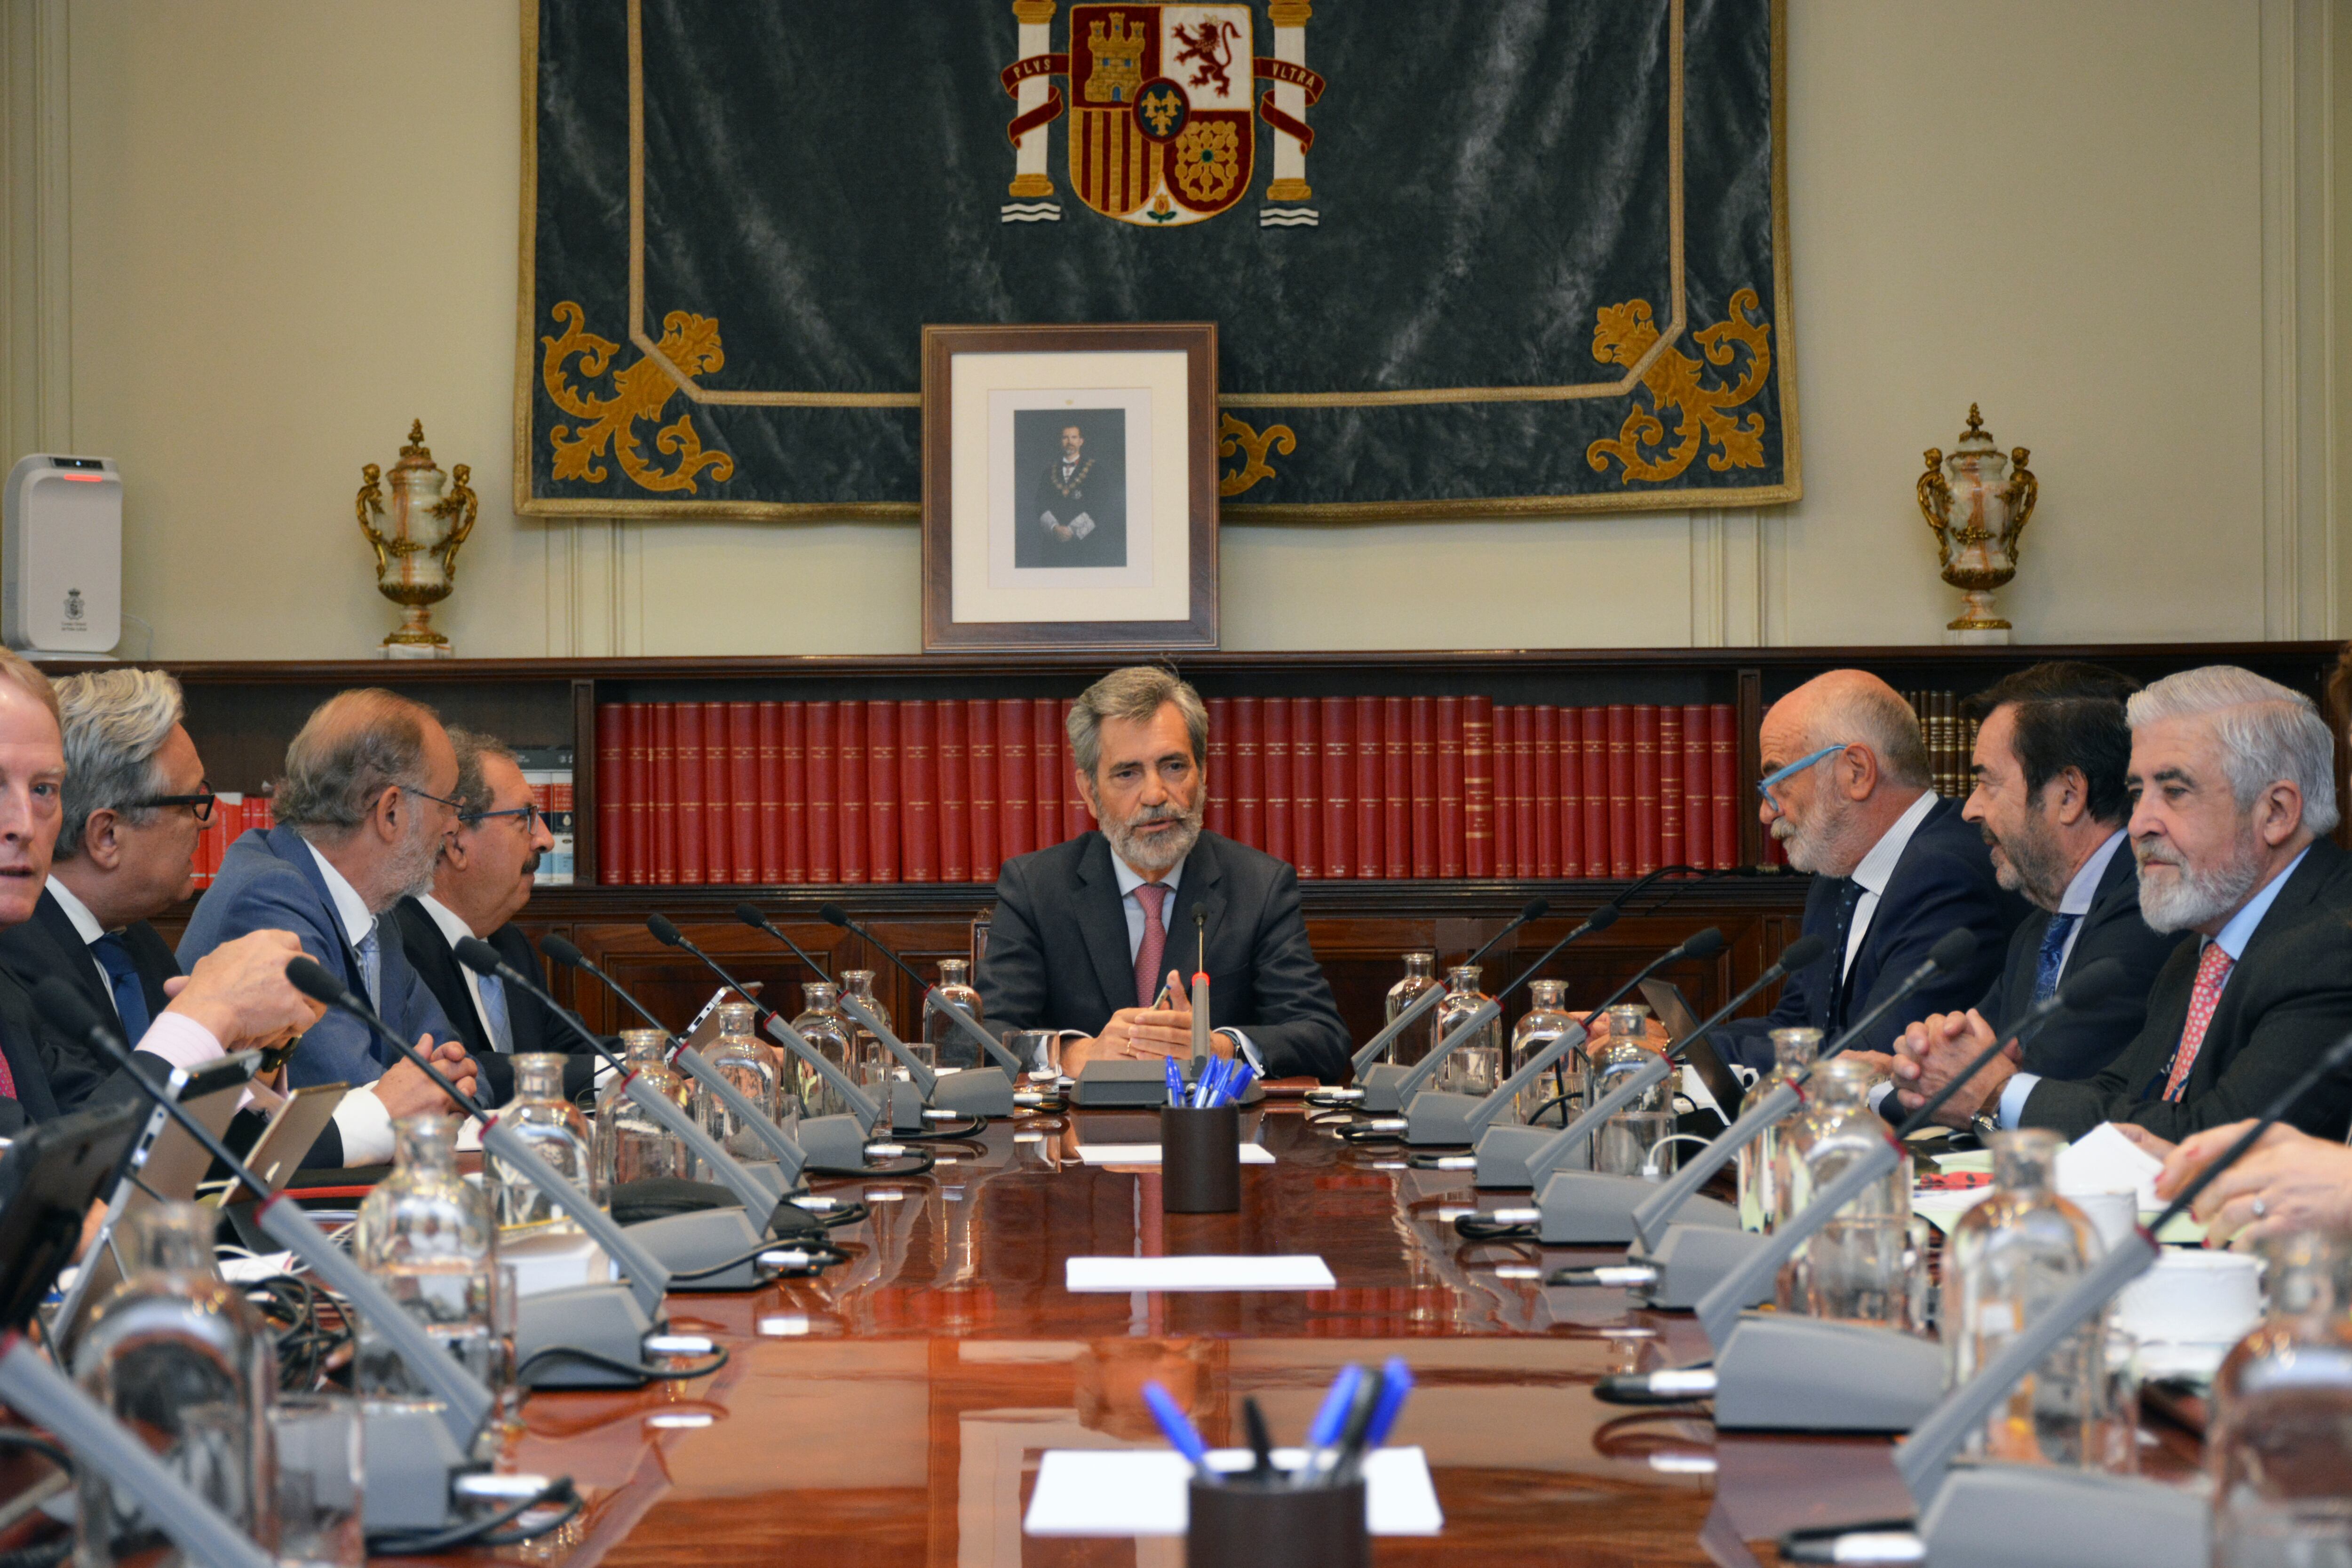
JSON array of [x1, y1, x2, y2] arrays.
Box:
[[1067, 667, 1209, 780], [2127, 666, 2340, 836], [274, 688, 441, 834], [447, 728, 516, 821], [52, 668, 186, 860], [1805, 684, 1932, 790]]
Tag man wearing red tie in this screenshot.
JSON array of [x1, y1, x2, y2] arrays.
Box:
[[975, 667, 1349, 1082], [1893, 666, 2352, 1143]]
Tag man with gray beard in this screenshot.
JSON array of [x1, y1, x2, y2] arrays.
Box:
[[1891, 666, 2352, 1143], [179, 689, 469, 1129], [976, 667, 1350, 1082]]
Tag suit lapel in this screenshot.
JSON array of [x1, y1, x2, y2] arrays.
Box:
[[2182, 842, 2342, 1093], [31, 890, 112, 1020], [1164, 836, 1230, 993], [1073, 835, 1140, 1015], [266, 826, 369, 995]]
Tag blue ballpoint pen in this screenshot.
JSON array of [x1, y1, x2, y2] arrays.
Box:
[[1165, 1057, 1185, 1107], [1224, 1063, 1255, 1106], [1141, 1381, 1214, 1478], [1363, 1358, 1414, 1448], [1298, 1363, 1362, 1479]]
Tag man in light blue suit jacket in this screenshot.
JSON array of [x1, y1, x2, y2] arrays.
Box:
[[179, 689, 477, 1157]]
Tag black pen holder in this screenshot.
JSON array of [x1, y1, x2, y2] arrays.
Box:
[[1160, 1103, 1241, 1213], [1185, 1474, 1367, 1568]]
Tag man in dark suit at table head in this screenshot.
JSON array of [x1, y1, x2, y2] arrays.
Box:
[[176, 688, 477, 1158], [1885, 663, 2190, 1123], [975, 665, 1351, 1082], [1670, 668, 2024, 1076], [1894, 665, 2352, 1144], [393, 727, 594, 1105]]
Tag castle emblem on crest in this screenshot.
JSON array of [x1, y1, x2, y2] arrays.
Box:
[[62, 588, 82, 621], [1000, 2, 1324, 229]]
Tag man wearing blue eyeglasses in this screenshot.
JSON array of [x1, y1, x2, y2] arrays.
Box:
[[1688, 669, 2023, 1075]]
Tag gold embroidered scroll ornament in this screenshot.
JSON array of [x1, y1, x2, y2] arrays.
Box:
[[1585, 286, 1772, 485], [540, 302, 737, 494], [1217, 414, 1294, 497]]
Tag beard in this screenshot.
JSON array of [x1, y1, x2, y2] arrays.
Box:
[[381, 805, 445, 907], [2135, 827, 2266, 934], [1983, 812, 2070, 907], [1772, 809, 1837, 875], [1103, 791, 1205, 876]]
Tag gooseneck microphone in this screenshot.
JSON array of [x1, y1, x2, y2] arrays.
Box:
[[735, 901, 833, 982], [30, 979, 494, 1443], [454, 937, 806, 1186], [815, 903, 1023, 1075]]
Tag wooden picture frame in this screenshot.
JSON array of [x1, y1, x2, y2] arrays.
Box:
[[922, 322, 1218, 652]]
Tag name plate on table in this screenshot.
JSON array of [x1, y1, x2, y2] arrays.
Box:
[[1024, 1447, 1443, 1536], [1065, 1255, 1335, 1292], [1073, 1144, 1276, 1166]]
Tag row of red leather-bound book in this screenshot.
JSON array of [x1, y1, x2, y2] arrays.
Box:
[[188, 790, 275, 889], [593, 698, 1764, 887]]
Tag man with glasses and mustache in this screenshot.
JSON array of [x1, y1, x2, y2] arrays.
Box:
[[976, 666, 1350, 1082], [1891, 666, 2352, 1144], [179, 689, 481, 1154], [0, 670, 473, 1165], [392, 728, 594, 1105], [1661, 669, 2021, 1075]]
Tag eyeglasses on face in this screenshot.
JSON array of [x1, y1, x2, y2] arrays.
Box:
[[129, 785, 217, 823], [399, 783, 467, 814], [1755, 743, 1848, 812], [465, 801, 541, 833]]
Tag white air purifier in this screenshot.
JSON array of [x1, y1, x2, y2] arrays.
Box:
[[3, 453, 122, 660]]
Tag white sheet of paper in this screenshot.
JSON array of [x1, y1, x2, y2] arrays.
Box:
[[1064, 1255, 1335, 1292], [1023, 1446, 1442, 1536], [2058, 1121, 2165, 1210], [1073, 1143, 1276, 1166], [1071, 511, 1096, 538]]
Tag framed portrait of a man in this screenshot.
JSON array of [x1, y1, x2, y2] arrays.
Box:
[[922, 322, 1217, 651]]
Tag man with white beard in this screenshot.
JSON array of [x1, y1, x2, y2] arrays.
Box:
[[178, 689, 471, 1150], [1891, 666, 2352, 1143]]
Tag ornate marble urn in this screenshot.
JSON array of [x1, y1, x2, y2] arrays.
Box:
[[356, 420, 476, 658], [1917, 404, 2038, 645]]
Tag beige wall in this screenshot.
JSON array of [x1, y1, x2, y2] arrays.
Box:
[[18, 1, 2346, 659]]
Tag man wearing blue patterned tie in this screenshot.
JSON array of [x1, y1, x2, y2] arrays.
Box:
[[1886, 663, 2189, 1127], [392, 729, 591, 1106]]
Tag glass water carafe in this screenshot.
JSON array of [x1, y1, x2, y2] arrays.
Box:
[[592, 1029, 694, 1195], [489, 1051, 591, 1233], [1509, 979, 1581, 1125], [697, 1002, 780, 1159], [840, 969, 895, 1082], [1737, 1027, 1820, 1231], [1383, 951, 1443, 1067], [1942, 1129, 2104, 1464], [2209, 1233, 2352, 1565], [1772, 1055, 1912, 1325], [1588, 1004, 1676, 1178], [352, 1115, 504, 1408], [73, 1201, 275, 1567], [788, 982, 858, 1117], [924, 959, 986, 1069], [1431, 964, 1502, 1097]]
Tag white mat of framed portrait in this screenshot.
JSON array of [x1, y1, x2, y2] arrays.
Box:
[[922, 322, 1217, 652]]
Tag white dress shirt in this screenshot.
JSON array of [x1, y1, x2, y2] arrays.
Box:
[[416, 894, 499, 1046]]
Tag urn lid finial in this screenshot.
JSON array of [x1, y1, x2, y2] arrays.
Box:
[[1953, 403, 1999, 456], [400, 420, 431, 460], [391, 419, 441, 478]]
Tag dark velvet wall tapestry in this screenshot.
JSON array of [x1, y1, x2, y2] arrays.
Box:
[[516, 0, 1796, 522]]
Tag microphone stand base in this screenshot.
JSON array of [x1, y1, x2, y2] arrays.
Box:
[[1402, 1090, 1485, 1146], [360, 1404, 476, 1531], [795, 1113, 873, 1168], [1624, 1214, 1757, 1309], [1712, 1313, 1945, 1433], [1473, 1122, 1588, 1188], [1914, 1464, 2209, 1568], [1534, 1169, 1668, 1244], [886, 1081, 930, 1133], [515, 1283, 659, 1388], [626, 1208, 771, 1290], [1355, 1063, 1411, 1114], [1071, 1059, 1182, 1108], [930, 1065, 1017, 1119]]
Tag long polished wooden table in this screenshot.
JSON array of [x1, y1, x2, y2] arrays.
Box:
[[478, 1101, 1954, 1568]]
